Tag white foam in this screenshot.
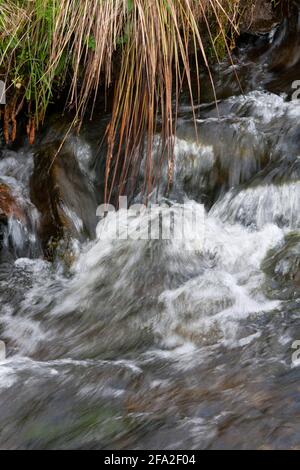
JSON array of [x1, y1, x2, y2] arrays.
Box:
[[211, 182, 300, 229]]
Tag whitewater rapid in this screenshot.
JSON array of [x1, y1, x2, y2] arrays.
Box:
[[0, 89, 300, 449]]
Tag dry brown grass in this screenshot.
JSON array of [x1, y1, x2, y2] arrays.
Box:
[[0, 0, 243, 200]]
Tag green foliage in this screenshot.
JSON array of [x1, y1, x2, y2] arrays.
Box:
[[0, 0, 69, 125], [87, 35, 96, 52], [127, 0, 134, 13]]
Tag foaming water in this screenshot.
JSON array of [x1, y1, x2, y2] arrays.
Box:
[[1, 58, 300, 448], [0, 193, 295, 449], [211, 182, 300, 229]]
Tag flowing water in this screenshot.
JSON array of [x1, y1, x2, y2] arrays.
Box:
[[1, 18, 300, 450]]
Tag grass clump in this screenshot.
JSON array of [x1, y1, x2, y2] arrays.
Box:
[[0, 0, 245, 199]]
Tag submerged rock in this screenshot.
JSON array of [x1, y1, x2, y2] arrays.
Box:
[[176, 116, 269, 205], [148, 90, 300, 214], [262, 232, 300, 300], [211, 181, 300, 230], [146, 101, 271, 206], [0, 145, 42, 261], [30, 140, 97, 259]]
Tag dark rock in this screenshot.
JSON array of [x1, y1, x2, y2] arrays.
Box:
[[239, 0, 284, 34], [262, 232, 300, 300], [163, 114, 270, 208], [30, 141, 98, 259], [0, 182, 30, 260], [0, 183, 26, 222]]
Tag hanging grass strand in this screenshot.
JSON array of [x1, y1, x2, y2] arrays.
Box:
[[0, 0, 245, 198]]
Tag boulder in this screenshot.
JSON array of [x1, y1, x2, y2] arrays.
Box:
[[262, 232, 300, 300], [30, 140, 98, 259]]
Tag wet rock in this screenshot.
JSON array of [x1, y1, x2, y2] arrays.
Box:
[[148, 109, 270, 207], [0, 183, 26, 222], [264, 3, 300, 95], [0, 145, 42, 260], [237, 1, 300, 96], [262, 232, 300, 300], [30, 140, 98, 259], [210, 154, 300, 230], [0, 183, 28, 259], [239, 0, 283, 34], [155, 90, 300, 214]]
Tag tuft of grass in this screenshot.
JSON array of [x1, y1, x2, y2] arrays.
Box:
[[0, 0, 245, 200]]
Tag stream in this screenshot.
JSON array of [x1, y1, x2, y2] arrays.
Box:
[[1, 10, 300, 450]]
